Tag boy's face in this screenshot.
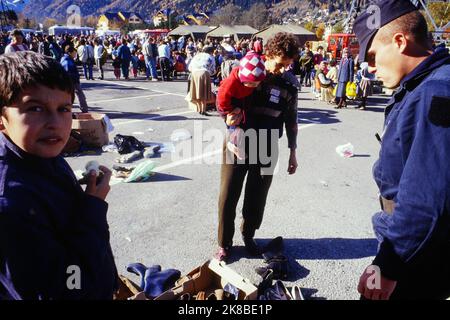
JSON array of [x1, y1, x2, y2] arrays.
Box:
[[0, 85, 73, 158]]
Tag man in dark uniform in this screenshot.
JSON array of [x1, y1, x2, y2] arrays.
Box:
[[354, 0, 450, 300]]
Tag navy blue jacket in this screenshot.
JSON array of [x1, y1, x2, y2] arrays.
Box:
[[0, 134, 118, 300], [117, 44, 132, 64], [60, 54, 80, 84], [337, 57, 354, 83], [372, 49, 450, 280]]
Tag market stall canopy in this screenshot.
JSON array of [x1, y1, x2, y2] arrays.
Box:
[[206, 25, 258, 41], [254, 24, 317, 46], [168, 25, 218, 40]]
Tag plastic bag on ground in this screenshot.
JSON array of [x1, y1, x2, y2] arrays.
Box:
[[336, 143, 354, 158], [124, 160, 157, 183], [114, 134, 145, 155]]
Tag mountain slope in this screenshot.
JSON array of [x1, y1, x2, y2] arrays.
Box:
[[18, 0, 352, 23]]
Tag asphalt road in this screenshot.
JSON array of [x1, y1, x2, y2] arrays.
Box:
[[65, 69, 390, 300]]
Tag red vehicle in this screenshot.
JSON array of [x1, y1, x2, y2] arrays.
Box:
[[142, 28, 170, 39], [327, 33, 360, 60]]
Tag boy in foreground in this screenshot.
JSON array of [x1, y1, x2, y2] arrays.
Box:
[[0, 52, 118, 300]]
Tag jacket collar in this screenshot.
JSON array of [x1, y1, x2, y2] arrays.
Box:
[[385, 49, 450, 118], [0, 132, 59, 170], [400, 48, 450, 91]]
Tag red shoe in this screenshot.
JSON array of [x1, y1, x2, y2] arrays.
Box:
[[214, 247, 231, 262]]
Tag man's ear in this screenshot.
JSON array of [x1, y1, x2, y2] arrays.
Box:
[[0, 108, 6, 130], [392, 32, 408, 54]]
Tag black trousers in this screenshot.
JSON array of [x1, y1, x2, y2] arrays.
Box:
[[158, 57, 172, 81], [217, 142, 275, 248]]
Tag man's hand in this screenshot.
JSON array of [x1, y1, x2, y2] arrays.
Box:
[[287, 150, 298, 175], [85, 165, 112, 201], [358, 265, 397, 300]]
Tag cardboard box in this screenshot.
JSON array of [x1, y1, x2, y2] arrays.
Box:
[[72, 112, 109, 147], [155, 259, 258, 300]]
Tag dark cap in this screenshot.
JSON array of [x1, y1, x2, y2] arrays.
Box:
[[10, 29, 24, 38], [353, 0, 418, 62]]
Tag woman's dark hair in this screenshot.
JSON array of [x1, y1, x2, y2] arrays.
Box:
[[65, 46, 76, 54], [265, 32, 299, 59], [202, 45, 214, 55]]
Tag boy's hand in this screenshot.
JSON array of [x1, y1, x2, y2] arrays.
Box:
[[85, 165, 112, 201]]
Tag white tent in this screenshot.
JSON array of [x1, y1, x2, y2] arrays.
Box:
[[168, 25, 217, 40], [206, 25, 258, 41], [253, 24, 317, 46]]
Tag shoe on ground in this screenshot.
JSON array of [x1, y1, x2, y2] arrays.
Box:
[[291, 285, 305, 300], [243, 236, 261, 256]]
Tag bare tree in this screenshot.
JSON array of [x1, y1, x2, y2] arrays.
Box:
[[83, 15, 98, 28], [209, 3, 242, 25], [241, 3, 270, 30], [43, 18, 57, 31]]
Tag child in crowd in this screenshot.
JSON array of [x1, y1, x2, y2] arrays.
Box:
[[217, 51, 266, 160], [112, 45, 121, 80], [130, 50, 139, 78]]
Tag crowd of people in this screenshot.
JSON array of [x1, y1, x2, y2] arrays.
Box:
[[0, 28, 376, 113]]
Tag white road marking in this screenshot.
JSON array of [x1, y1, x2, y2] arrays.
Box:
[[153, 149, 223, 173], [152, 122, 318, 174], [298, 123, 317, 129], [112, 110, 195, 126], [100, 80, 186, 97], [90, 93, 171, 104]]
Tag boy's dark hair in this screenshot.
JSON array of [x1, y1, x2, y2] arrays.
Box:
[[0, 52, 75, 107], [265, 32, 299, 59], [317, 46, 324, 50]]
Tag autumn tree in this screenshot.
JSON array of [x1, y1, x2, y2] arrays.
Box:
[[316, 22, 326, 40], [303, 21, 315, 32], [423, 2, 450, 31], [332, 21, 344, 34]]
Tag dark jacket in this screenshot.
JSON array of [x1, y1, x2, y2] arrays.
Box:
[[244, 71, 299, 150], [372, 49, 450, 280], [0, 134, 118, 300], [60, 54, 80, 84], [117, 44, 132, 64], [38, 41, 51, 57], [337, 57, 354, 83], [299, 51, 314, 71]]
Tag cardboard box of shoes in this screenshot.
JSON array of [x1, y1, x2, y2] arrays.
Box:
[[154, 259, 258, 301], [71, 112, 109, 148]]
